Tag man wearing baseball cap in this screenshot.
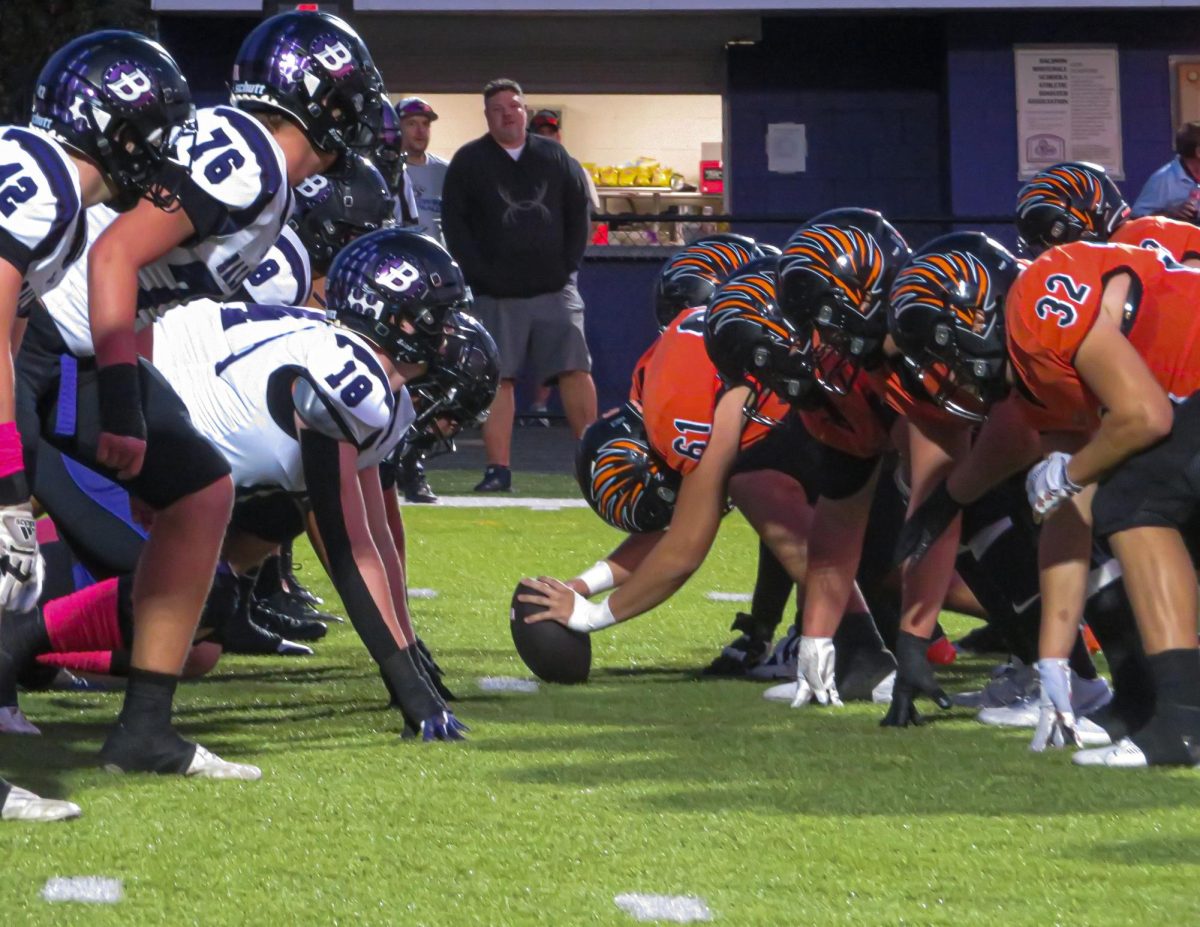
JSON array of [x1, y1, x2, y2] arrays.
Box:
[[397, 96, 449, 241]]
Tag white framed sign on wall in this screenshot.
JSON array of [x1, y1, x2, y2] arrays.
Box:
[[1014, 45, 1123, 180]]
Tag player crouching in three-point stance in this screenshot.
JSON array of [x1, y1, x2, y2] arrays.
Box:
[[0, 29, 193, 819]]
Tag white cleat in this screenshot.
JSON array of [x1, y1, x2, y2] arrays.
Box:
[[1, 786, 81, 822], [0, 706, 41, 735], [1073, 737, 1150, 768], [185, 745, 262, 781], [953, 659, 1034, 709], [763, 680, 799, 703], [1076, 716, 1113, 747], [978, 695, 1040, 728], [871, 670, 896, 704]]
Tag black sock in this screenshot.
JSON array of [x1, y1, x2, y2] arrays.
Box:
[[117, 667, 179, 736], [0, 777, 11, 805], [254, 555, 283, 598], [746, 542, 791, 640], [1084, 581, 1155, 729], [1150, 649, 1200, 712], [1068, 631, 1098, 681], [0, 651, 17, 706], [0, 608, 52, 667]]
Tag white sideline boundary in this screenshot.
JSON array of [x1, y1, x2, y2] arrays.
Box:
[[402, 496, 587, 509]]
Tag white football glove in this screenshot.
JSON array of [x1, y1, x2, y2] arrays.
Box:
[[1030, 657, 1082, 752], [1025, 452, 1082, 521], [790, 636, 843, 708], [0, 503, 40, 611]]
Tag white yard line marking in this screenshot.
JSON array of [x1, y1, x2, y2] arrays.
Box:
[[409, 588, 438, 599], [705, 592, 752, 603], [478, 676, 540, 693], [614, 893, 713, 923], [41, 877, 123, 904], [401, 496, 587, 509]]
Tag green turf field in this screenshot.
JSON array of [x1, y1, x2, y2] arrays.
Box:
[[4, 484, 1200, 925]]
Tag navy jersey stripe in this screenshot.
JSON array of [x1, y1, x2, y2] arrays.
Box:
[[0, 127, 79, 263], [278, 229, 311, 303], [213, 106, 285, 230]]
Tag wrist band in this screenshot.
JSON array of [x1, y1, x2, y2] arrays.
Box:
[[97, 364, 146, 440], [566, 593, 617, 633], [576, 560, 615, 596], [0, 422, 27, 506]]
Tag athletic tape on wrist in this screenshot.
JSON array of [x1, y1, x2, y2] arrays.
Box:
[[577, 560, 615, 596]]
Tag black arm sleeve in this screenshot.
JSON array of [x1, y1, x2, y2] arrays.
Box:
[[300, 429, 401, 667], [163, 160, 231, 242]]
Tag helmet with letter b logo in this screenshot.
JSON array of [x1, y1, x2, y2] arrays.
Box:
[[325, 228, 467, 366], [230, 11, 386, 154]]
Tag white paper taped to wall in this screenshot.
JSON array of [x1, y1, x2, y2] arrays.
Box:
[[767, 123, 807, 173]]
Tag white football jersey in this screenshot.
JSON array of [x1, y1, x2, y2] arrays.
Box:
[[235, 225, 312, 306], [44, 105, 290, 355], [0, 126, 85, 311], [153, 301, 413, 495]]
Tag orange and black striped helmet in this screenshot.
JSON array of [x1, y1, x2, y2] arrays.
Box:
[[705, 258, 817, 422], [1015, 162, 1129, 256], [887, 232, 1021, 420], [654, 233, 768, 329], [575, 403, 680, 533]]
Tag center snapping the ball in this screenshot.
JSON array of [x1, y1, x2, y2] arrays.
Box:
[[509, 581, 592, 684]]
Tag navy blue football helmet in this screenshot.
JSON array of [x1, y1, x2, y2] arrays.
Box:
[[289, 152, 395, 275], [654, 233, 766, 329], [32, 30, 194, 211], [371, 97, 405, 194], [406, 311, 500, 455], [575, 402, 680, 534], [705, 257, 818, 422], [325, 228, 466, 366], [230, 11, 385, 154]]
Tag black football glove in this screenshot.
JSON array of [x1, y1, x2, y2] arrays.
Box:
[[892, 480, 962, 568], [880, 631, 952, 728]]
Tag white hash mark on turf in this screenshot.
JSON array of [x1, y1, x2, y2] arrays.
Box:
[[409, 588, 438, 599], [705, 592, 752, 602], [478, 676, 540, 693], [614, 893, 712, 923], [403, 496, 587, 509], [41, 877, 123, 904]]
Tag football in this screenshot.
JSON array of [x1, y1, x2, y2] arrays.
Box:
[[509, 581, 592, 684]]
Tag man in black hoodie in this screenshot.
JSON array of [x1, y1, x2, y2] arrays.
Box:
[[442, 79, 595, 492]]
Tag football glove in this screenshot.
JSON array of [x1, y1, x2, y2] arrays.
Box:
[[892, 479, 962, 567], [419, 710, 468, 742], [1026, 453, 1082, 521], [790, 636, 843, 708], [0, 502, 41, 612], [880, 631, 952, 727], [1030, 657, 1082, 751]]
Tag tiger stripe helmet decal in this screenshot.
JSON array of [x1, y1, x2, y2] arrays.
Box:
[[1015, 161, 1129, 255]]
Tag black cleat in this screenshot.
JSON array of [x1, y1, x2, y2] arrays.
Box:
[[253, 595, 328, 641]]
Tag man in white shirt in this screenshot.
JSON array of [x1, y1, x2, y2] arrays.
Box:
[[398, 97, 449, 241]]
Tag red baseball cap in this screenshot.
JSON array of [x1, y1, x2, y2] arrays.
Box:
[[529, 110, 560, 131]]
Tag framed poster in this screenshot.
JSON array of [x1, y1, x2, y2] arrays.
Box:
[[1015, 46, 1123, 180]]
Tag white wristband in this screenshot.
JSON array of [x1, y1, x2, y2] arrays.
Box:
[[567, 591, 617, 633], [576, 560, 615, 596]]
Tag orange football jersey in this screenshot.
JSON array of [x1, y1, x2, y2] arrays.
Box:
[[1110, 215, 1200, 263], [639, 308, 789, 475], [1006, 241, 1200, 433]]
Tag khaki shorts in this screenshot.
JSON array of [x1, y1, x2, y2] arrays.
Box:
[[472, 279, 591, 383]]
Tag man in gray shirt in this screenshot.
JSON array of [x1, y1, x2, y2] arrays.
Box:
[[398, 97, 449, 241]]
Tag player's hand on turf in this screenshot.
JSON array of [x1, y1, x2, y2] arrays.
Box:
[[791, 636, 843, 708], [516, 577, 578, 626], [97, 432, 147, 480], [893, 479, 962, 566], [0, 502, 41, 610], [420, 710, 468, 742], [880, 631, 951, 728], [1030, 658, 1082, 751], [1025, 452, 1081, 523]]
